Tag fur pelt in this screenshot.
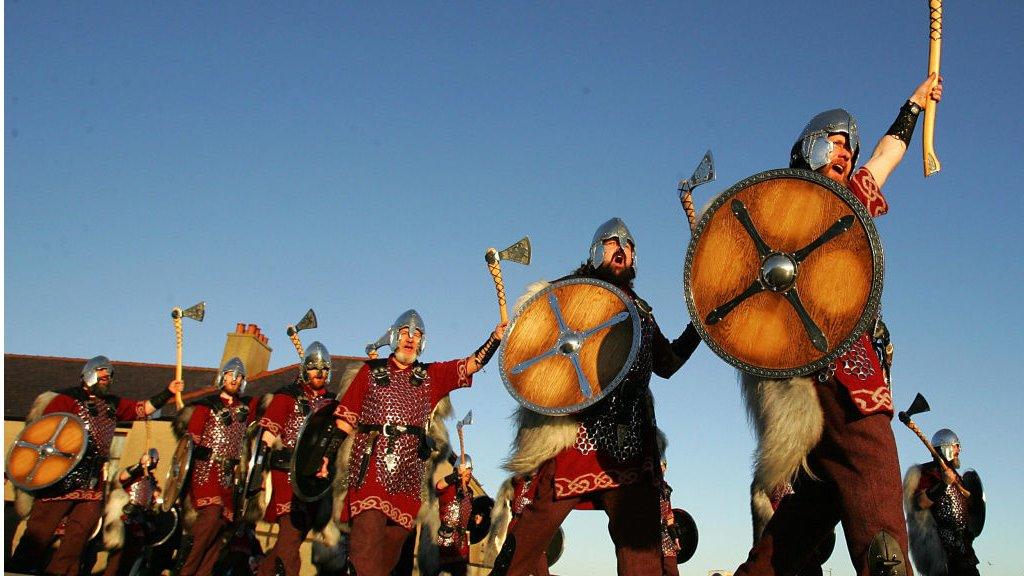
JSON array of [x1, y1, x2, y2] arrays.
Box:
[[103, 484, 130, 550], [903, 464, 946, 576], [740, 372, 823, 505], [483, 478, 515, 566], [749, 482, 775, 543], [14, 392, 59, 518]]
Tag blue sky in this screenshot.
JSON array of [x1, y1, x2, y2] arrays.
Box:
[[5, 2, 1024, 574]]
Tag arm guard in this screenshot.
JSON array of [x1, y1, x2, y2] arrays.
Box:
[[886, 100, 923, 146], [148, 388, 174, 410], [473, 333, 501, 367]]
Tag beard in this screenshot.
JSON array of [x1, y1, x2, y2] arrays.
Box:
[[394, 349, 418, 365], [591, 263, 636, 289]]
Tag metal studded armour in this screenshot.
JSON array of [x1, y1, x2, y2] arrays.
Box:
[[128, 476, 159, 507], [349, 362, 433, 497], [574, 302, 656, 463], [193, 401, 249, 488], [281, 387, 335, 449], [932, 483, 973, 555], [50, 393, 119, 493], [438, 489, 472, 547]]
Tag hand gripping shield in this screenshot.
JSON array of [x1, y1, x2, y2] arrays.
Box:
[[6, 412, 89, 492], [160, 435, 195, 512], [291, 400, 343, 502], [500, 277, 642, 415], [684, 168, 884, 378]]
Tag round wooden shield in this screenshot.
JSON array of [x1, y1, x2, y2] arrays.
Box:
[[160, 435, 194, 512], [5, 412, 88, 492], [500, 278, 641, 415], [291, 400, 342, 502], [685, 168, 883, 378]]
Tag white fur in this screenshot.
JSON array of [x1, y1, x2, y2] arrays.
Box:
[[903, 464, 947, 576], [102, 488, 130, 550]]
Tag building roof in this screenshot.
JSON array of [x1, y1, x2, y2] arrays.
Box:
[[4, 353, 366, 421]]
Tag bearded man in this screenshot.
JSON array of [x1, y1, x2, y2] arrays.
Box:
[[177, 357, 259, 576], [494, 217, 701, 576], [330, 310, 506, 576], [734, 74, 944, 576], [256, 341, 337, 576], [9, 356, 181, 575]]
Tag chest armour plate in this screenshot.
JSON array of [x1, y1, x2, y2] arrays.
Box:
[[577, 309, 655, 462], [349, 365, 432, 497], [282, 391, 334, 449], [438, 491, 472, 546], [194, 403, 248, 488], [128, 476, 158, 506], [55, 397, 117, 493]]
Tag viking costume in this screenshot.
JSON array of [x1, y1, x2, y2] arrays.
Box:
[[496, 219, 701, 576], [102, 449, 161, 576], [176, 357, 258, 576], [434, 457, 478, 576], [735, 107, 922, 576], [9, 356, 174, 576], [903, 429, 982, 576], [256, 341, 337, 576], [332, 310, 500, 576], [485, 475, 550, 576]]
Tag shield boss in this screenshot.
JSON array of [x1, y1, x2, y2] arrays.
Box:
[[6, 412, 88, 492], [685, 168, 883, 378], [500, 278, 641, 415]]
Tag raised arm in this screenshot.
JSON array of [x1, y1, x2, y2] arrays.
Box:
[[862, 74, 944, 188]]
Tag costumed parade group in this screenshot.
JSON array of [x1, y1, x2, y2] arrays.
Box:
[[6, 67, 986, 576]]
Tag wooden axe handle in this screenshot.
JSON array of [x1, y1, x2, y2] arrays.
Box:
[[486, 253, 509, 323], [289, 331, 305, 360], [457, 427, 467, 491], [680, 191, 697, 233], [173, 315, 184, 410], [922, 0, 943, 176], [903, 418, 970, 497]]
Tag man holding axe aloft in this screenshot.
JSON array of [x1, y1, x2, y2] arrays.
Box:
[[326, 310, 506, 576], [733, 74, 944, 576]]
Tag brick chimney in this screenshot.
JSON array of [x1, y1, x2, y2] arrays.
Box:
[[220, 323, 272, 377]]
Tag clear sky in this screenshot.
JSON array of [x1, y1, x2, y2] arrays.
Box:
[[5, 2, 1023, 575]]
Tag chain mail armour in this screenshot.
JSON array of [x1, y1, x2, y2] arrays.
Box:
[[349, 364, 432, 498], [193, 402, 248, 488]]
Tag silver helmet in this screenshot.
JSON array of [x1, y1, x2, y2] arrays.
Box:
[[458, 454, 474, 472], [147, 447, 160, 469], [81, 355, 113, 389], [791, 108, 861, 171], [302, 341, 332, 383], [931, 428, 960, 464], [215, 357, 248, 395], [587, 217, 637, 269], [389, 309, 427, 355]]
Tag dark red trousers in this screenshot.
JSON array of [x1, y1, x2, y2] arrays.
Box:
[[735, 377, 912, 576], [504, 458, 664, 576], [10, 498, 102, 575], [257, 512, 311, 576], [348, 509, 412, 576], [179, 505, 227, 576]]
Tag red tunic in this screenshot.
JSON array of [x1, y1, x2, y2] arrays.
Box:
[[186, 395, 258, 521], [435, 480, 472, 563], [258, 382, 333, 522], [39, 389, 151, 502], [335, 357, 471, 530], [829, 167, 892, 417]]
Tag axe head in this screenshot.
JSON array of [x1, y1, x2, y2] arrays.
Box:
[[497, 237, 532, 266], [905, 393, 931, 417], [365, 328, 392, 357], [295, 309, 318, 332], [678, 149, 716, 195], [457, 410, 473, 430], [181, 301, 206, 322]]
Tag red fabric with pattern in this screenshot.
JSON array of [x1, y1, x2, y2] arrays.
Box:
[[186, 395, 258, 522]]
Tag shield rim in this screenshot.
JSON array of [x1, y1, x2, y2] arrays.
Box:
[[290, 401, 339, 502], [499, 277, 642, 416], [149, 506, 180, 546], [683, 167, 884, 378], [235, 421, 267, 518], [160, 435, 194, 512], [5, 412, 90, 492]]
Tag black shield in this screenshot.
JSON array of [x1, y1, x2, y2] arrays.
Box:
[[672, 508, 698, 564], [546, 527, 564, 567], [468, 495, 494, 544], [291, 400, 342, 502], [235, 422, 269, 521], [962, 469, 985, 537], [147, 507, 180, 546]]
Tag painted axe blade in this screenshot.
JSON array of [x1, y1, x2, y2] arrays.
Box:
[[365, 328, 392, 356], [905, 393, 931, 417], [182, 302, 206, 322], [295, 309, 318, 332], [498, 237, 532, 266], [457, 410, 473, 429], [678, 149, 716, 194]]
